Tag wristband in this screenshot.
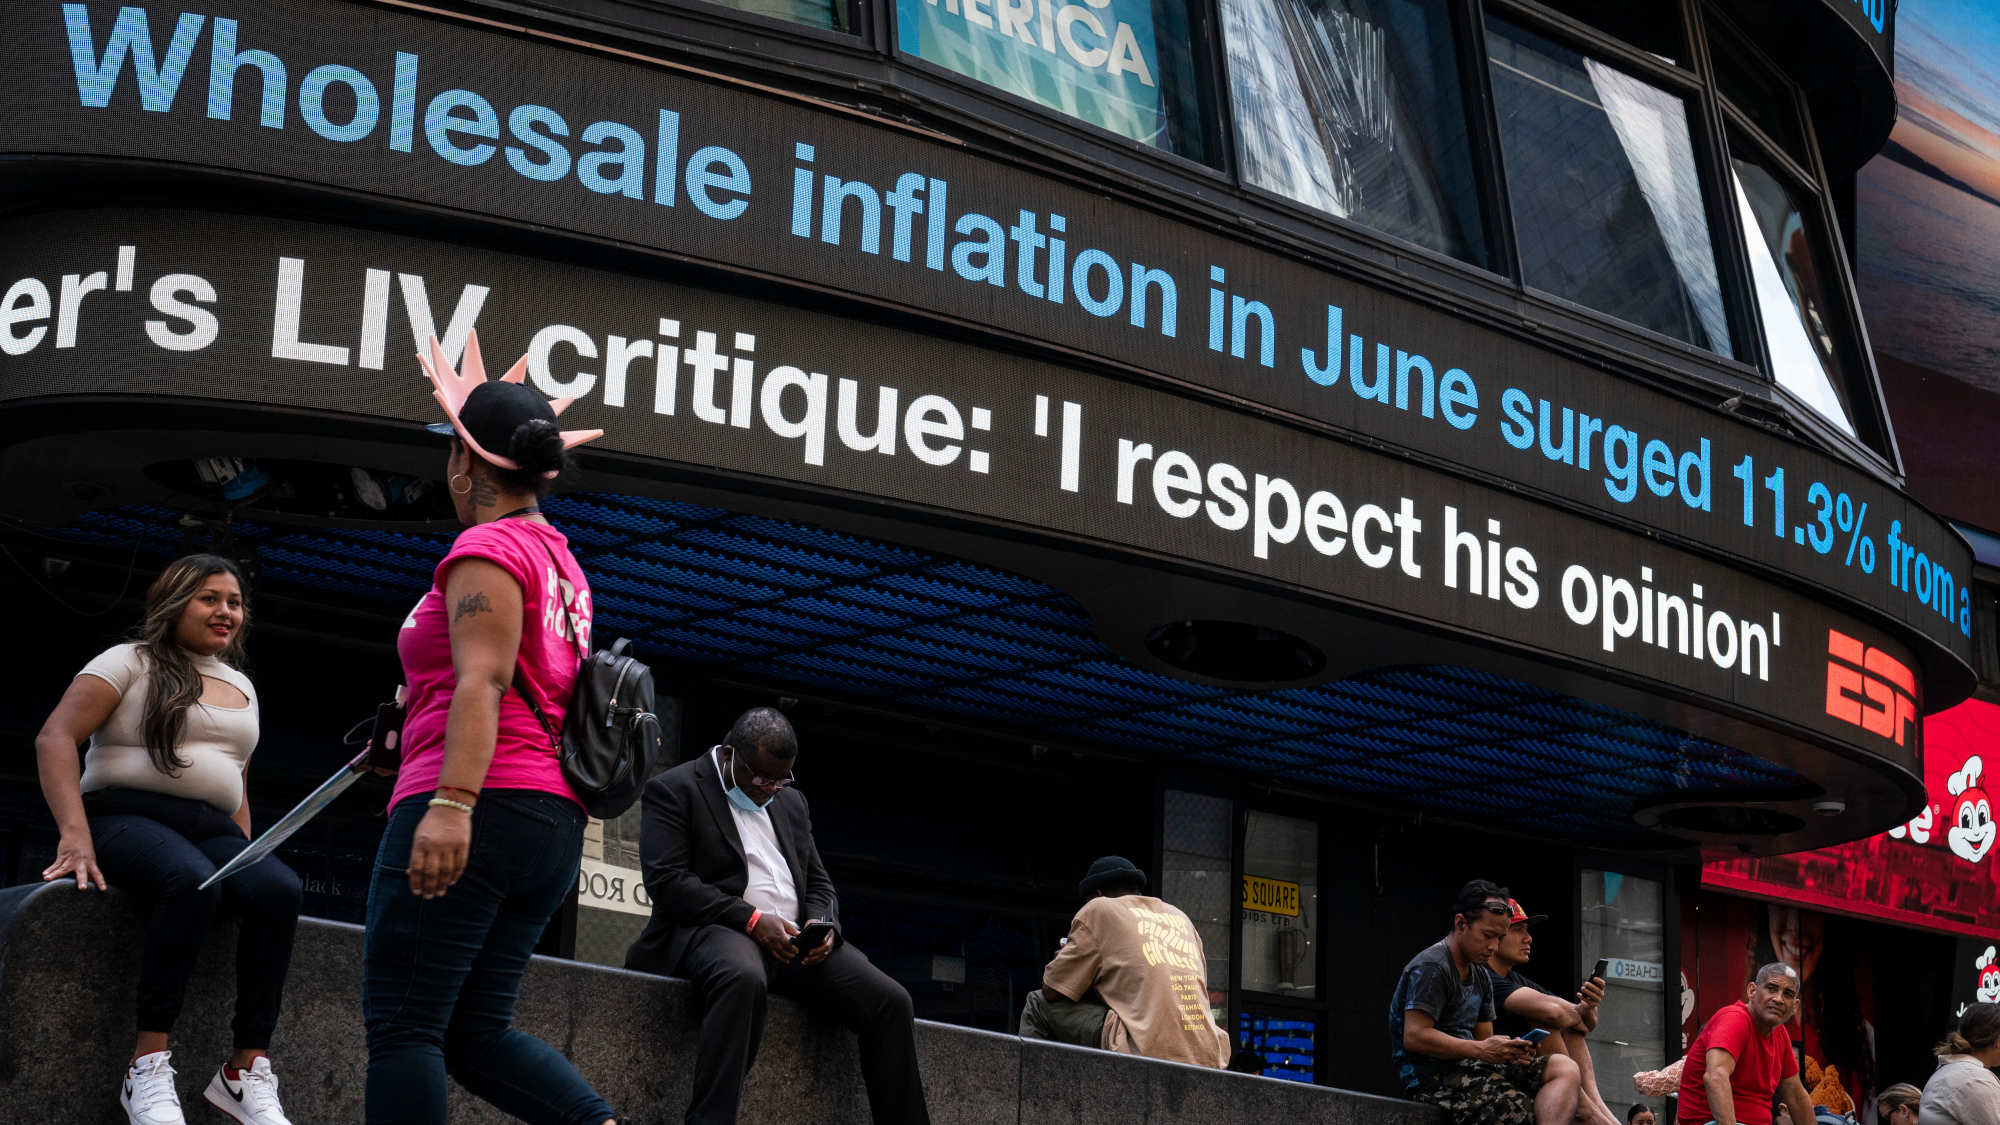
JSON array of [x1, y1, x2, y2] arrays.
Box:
[[746, 909, 763, 934], [429, 797, 475, 814]]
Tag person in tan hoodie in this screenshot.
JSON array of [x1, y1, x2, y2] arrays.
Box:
[[1018, 856, 1231, 1068]]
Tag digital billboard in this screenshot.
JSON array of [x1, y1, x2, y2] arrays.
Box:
[[1856, 0, 2000, 537], [0, 207, 1934, 769], [0, 0, 1972, 678], [1705, 697, 2000, 939]]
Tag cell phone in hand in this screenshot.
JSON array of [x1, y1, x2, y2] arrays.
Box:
[[1590, 958, 1610, 986], [792, 920, 835, 951], [368, 686, 407, 772], [1522, 1028, 1552, 1046]]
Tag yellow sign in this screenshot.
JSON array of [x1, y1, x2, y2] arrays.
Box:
[[1242, 874, 1300, 916]]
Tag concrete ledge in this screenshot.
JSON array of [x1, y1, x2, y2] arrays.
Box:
[[0, 882, 1440, 1124]]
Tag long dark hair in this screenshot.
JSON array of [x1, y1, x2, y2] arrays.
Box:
[[133, 554, 250, 774]]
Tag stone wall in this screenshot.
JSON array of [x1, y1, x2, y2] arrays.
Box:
[[0, 881, 1439, 1124]]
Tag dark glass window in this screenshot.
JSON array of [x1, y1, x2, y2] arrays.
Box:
[[1486, 15, 1733, 356], [1222, 0, 1486, 265], [1731, 148, 1855, 434], [1239, 810, 1317, 998], [1705, 13, 1808, 165], [897, 0, 1214, 161], [1530, 0, 1683, 65], [716, 0, 850, 31], [1163, 790, 1234, 1025]]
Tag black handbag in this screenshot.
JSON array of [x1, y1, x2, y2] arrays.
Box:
[[513, 540, 671, 818], [515, 636, 670, 819]]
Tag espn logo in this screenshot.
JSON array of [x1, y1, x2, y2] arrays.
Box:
[[1825, 629, 1918, 746]]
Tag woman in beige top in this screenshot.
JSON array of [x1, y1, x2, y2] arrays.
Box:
[[1922, 1002, 2000, 1125], [35, 554, 300, 1125]]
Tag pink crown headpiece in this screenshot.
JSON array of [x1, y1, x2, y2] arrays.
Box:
[[418, 330, 602, 478]]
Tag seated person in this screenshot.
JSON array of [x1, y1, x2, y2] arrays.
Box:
[[1487, 898, 1618, 1125], [1390, 879, 1581, 1125], [1873, 1083, 1919, 1125], [1019, 855, 1229, 1068], [1678, 963, 1814, 1125], [625, 707, 929, 1125]]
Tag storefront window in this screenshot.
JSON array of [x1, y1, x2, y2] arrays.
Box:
[[1221, 0, 1487, 265], [1486, 16, 1733, 357], [573, 808, 651, 966], [1731, 150, 1856, 435], [897, 0, 1212, 159], [1240, 810, 1318, 998], [1162, 790, 1234, 1023], [1581, 869, 1666, 1121]]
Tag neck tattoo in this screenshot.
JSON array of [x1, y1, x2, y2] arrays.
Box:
[[468, 474, 500, 510]]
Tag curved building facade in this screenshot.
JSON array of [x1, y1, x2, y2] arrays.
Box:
[[0, 0, 1974, 1106]]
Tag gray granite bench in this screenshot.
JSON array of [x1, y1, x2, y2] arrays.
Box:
[[0, 881, 1439, 1124]]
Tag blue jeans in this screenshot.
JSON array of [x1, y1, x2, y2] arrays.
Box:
[[84, 788, 302, 1048], [362, 790, 613, 1125]]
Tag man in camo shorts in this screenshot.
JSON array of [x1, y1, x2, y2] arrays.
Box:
[[1389, 880, 1581, 1125]]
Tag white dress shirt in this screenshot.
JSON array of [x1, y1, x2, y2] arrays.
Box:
[[712, 747, 800, 925]]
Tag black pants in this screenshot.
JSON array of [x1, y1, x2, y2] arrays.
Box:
[[84, 788, 303, 1049], [363, 792, 613, 1125], [676, 924, 929, 1125]]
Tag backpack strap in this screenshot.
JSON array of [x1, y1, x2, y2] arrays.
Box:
[[511, 528, 584, 757], [513, 665, 563, 756]]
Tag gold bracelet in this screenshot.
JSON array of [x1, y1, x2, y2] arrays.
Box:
[[429, 797, 475, 814]]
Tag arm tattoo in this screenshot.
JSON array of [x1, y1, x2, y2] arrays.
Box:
[[453, 592, 493, 621], [468, 474, 500, 509]]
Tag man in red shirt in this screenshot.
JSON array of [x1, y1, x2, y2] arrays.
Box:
[[1677, 963, 1815, 1125]]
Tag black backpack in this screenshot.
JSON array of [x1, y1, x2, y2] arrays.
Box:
[[515, 636, 672, 819]]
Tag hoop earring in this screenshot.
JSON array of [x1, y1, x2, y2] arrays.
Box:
[[450, 474, 472, 496]]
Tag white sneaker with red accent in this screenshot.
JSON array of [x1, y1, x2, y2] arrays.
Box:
[[121, 1051, 184, 1125], [202, 1057, 292, 1125]]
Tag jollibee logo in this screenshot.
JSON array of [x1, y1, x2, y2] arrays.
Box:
[[1824, 629, 1918, 746], [1948, 756, 1994, 865], [1978, 947, 2000, 1004], [1888, 802, 1934, 844]]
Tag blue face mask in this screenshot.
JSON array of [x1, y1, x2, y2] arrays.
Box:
[[720, 749, 771, 811], [724, 780, 767, 812]]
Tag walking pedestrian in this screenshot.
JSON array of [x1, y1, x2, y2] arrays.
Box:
[[361, 333, 614, 1125], [34, 553, 302, 1125]]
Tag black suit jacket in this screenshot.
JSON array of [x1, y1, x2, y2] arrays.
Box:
[[624, 749, 839, 976]]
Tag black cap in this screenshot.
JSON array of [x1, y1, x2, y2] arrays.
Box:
[[1079, 855, 1147, 897], [427, 380, 558, 459]]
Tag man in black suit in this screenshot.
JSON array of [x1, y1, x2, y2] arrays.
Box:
[[625, 706, 929, 1125]]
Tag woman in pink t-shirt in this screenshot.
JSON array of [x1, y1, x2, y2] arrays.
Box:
[[362, 334, 615, 1125]]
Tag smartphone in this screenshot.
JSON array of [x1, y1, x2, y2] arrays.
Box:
[[792, 920, 835, 951], [1590, 958, 1610, 985], [368, 685, 407, 772], [1521, 1028, 1551, 1046]]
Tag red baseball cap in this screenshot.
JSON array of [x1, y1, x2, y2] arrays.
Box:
[[1507, 899, 1547, 926]]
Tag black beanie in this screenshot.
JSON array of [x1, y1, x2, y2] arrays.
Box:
[[1078, 855, 1147, 897]]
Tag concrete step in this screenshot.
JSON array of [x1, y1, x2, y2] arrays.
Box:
[[0, 881, 1438, 1124]]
